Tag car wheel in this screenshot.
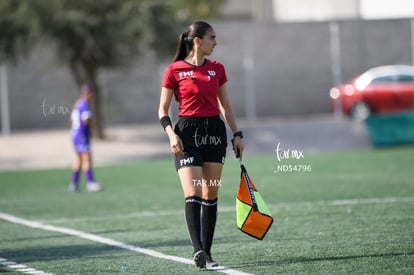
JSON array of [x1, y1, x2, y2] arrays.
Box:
[[350, 102, 371, 120]]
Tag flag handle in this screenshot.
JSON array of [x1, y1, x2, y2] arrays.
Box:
[[236, 151, 259, 212], [232, 139, 241, 159]]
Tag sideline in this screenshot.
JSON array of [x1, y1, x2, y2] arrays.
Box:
[[0, 115, 372, 171], [0, 212, 253, 275]]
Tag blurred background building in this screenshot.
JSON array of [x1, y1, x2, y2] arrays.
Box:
[[2, 0, 414, 133], [222, 0, 414, 21]]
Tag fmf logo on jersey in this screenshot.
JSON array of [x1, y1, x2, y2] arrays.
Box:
[[178, 71, 194, 79], [180, 156, 195, 166]]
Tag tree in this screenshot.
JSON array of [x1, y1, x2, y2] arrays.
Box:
[[0, 0, 38, 135], [30, 0, 168, 138], [0, 0, 35, 63], [2, 0, 224, 138]]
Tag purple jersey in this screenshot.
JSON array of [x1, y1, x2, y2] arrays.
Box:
[[71, 99, 92, 152]]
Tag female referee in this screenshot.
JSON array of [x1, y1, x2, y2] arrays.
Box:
[[158, 21, 244, 269]]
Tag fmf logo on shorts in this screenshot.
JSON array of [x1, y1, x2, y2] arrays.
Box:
[[180, 157, 195, 166]]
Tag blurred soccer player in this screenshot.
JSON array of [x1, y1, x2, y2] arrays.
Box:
[[69, 84, 102, 192]]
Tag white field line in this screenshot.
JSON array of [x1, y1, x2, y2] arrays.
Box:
[[0, 213, 253, 275], [0, 257, 54, 275], [40, 196, 414, 224]]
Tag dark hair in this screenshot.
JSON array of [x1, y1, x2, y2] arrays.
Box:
[[173, 21, 213, 62]]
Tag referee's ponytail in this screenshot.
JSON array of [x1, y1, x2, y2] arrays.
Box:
[[172, 21, 212, 62], [173, 32, 189, 62]]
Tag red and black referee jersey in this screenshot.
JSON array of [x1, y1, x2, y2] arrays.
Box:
[[162, 59, 228, 117]]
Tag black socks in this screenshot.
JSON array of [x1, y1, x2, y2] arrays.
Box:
[[185, 196, 203, 252], [201, 198, 218, 257], [184, 196, 218, 257]]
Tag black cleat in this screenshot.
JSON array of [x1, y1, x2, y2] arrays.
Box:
[[193, 250, 207, 269]]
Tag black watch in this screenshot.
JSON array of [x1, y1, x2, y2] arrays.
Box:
[[233, 130, 243, 139]]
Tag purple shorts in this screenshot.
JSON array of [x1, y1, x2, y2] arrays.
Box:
[[72, 135, 90, 153]]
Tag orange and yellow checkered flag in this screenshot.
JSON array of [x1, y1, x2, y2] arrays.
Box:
[[236, 161, 273, 240]]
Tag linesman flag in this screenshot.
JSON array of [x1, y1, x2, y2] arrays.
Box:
[[236, 159, 273, 240]]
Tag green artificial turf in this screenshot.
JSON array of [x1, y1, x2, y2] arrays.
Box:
[[0, 147, 413, 274]]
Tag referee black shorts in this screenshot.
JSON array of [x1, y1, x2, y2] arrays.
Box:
[[174, 116, 227, 170]]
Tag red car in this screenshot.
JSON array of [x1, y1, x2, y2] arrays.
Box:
[[330, 65, 414, 119]]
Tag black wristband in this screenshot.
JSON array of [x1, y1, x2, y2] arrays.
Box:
[[160, 116, 172, 130], [233, 130, 243, 139]]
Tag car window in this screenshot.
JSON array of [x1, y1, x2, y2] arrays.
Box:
[[371, 75, 398, 83], [397, 74, 414, 82]]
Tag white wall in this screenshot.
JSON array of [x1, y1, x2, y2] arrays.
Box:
[[272, 0, 359, 22], [360, 0, 414, 19], [270, 0, 414, 22]]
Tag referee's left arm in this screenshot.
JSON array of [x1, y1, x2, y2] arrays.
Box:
[[218, 84, 239, 133], [218, 84, 245, 159]]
